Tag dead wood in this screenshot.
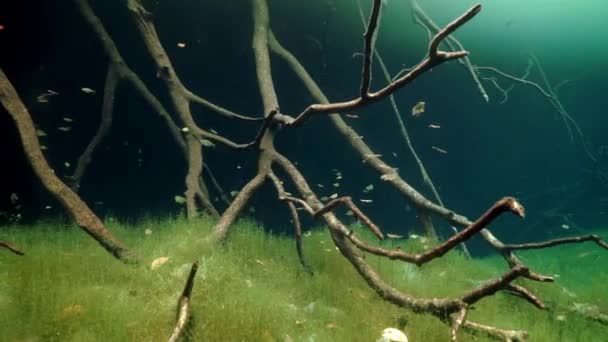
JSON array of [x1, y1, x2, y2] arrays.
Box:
[[0, 240, 25, 256], [0, 69, 138, 264], [168, 261, 199, 342]]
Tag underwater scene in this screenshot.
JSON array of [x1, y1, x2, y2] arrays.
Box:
[[0, 0, 607, 341]]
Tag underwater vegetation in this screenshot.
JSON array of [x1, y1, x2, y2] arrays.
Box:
[[0, 218, 607, 341], [1, 0, 607, 341]]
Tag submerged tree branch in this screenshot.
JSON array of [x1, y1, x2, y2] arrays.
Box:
[[0, 68, 138, 264], [168, 261, 199, 342], [0, 240, 24, 256]]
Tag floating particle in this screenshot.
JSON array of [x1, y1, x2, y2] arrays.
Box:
[[360, 199, 373, 203], [57, 126, 72, 132], [200, 139, 215, 147], [36, 129, 47, 137], [181, 127, 189, 132], [174, 195, 187, 204], [329, 193, 338, 199], [364, 184, 374, 192], [411, 101, 426, 117], [81, 87, 95, 94], [177, 42, 186, 48], [428, 124, 440, 129], [62, 117, 73, 123], [431, 146, 447, 154]]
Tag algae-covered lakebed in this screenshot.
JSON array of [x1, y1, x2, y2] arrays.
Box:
[[1, 217, 606, 341]]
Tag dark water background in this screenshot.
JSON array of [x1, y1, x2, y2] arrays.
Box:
[[1, 0, 606, 255]]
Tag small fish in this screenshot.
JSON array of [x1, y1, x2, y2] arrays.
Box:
[[392, 152, 397, 157], [364, 184, 374, 192], [174, 195, 187, 204], [236, 165, 242, 169], [561, 224, 570, 230], [411, 101, 426, 117], [336, 175, 343, 180], [81, 87, 95, 94], [40, 145, 48, 150], [200, 139, 215, 147], [230, 191, 239, 197], [64, 161, 70, 168], [45, 205, 52, 209], [150, 256, 169, 270], [329, 193, 338, 199], [409, 234, 420, 239], [333, 183, 340, 187], [36, 129, 47, 137], [360, 199, 373, 203], [36, 89, 59, 103], [62, 117, 73, 123], [346, 210, 354, 216], [386, 233, 404, 239], [181, 127, 189, 132], [431, 146, 447, 154], [210, 128, 219, 134], [10, 193, 19, 204], [317, 183, 324, 188], [320, 196, 329, 201], [428, 124, 440, 129], [57, 126, 72, 132], [344, 114, 359, 118], [177, 42, 186, 48]]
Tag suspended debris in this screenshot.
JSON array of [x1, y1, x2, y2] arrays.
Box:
[[431, 146, 447, 154], [411, 101, 425, 117], [174, 195, 187, 204], [80, 87, 95, 94]]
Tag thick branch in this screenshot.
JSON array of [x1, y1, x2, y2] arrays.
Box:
[[0, 68, 137, 264], [0, 240, 25, 256]]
